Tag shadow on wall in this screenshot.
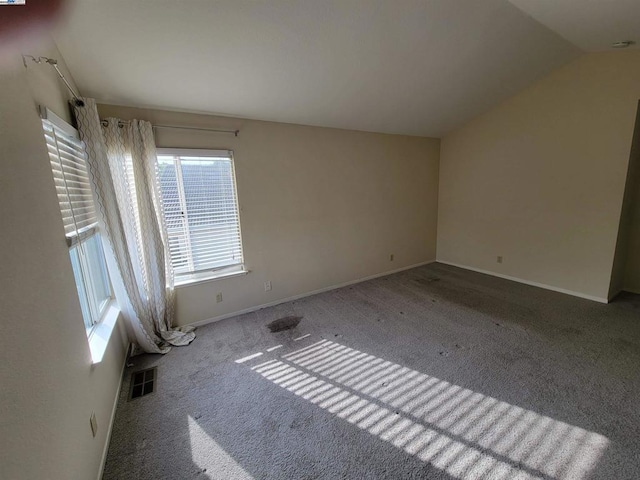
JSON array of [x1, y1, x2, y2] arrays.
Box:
[[618, 100, 640, 295]]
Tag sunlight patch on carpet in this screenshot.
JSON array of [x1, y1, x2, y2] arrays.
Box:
[[243, 339, 608, 480], [188, 416, 254, 480]]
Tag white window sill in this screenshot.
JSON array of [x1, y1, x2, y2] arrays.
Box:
[[87, 302, 120, 365], [174, 266, 249, 288]]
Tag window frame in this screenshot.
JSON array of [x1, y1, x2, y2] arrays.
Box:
[[156, 148, 247, 286], [41, 107, 114, 335]]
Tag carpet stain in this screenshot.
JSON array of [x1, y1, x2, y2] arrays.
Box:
[[559, 326, 583, 336], [267, 316, 303, 332], [413, 277, 441, 287], [289, 415, 313, 429]]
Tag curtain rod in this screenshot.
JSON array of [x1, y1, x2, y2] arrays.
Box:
[[21, 55, 239, 137], [22, 55, 86, 107], [100, 119, 239, 137]]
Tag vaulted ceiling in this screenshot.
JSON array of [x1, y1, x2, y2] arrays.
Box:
[[51, 0, 636, 137], [510, 0, 640, 52]]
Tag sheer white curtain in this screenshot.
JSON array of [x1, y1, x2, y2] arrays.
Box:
[[74, 98, 195, 353]]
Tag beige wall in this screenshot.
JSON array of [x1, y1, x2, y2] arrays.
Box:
[[437, 52, 640, 301], [98, 104, 440, 326], [0, 44, 127, 479]]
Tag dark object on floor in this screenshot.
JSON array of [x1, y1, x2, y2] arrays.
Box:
[[267, 315, 303, 332], [129, 367, 157, 400]]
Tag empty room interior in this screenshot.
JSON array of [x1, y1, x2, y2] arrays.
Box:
[[2, 1, 640, 479]]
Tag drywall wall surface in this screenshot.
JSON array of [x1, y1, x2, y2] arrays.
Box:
[[98, 104, 440, 326], [0, 45, 127, 480], [620, 104, 640, 294], [438, 51, 640, 301]]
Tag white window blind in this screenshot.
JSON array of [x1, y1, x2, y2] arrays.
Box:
[[43, 120, 98, 243], [42, 111, 111, 331], [157, 149, 244, 279]]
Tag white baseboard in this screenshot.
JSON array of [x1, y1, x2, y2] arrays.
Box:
[[188, 260, 436, 328], [96, 341, 129, 480], [436, 260, 609, 304]]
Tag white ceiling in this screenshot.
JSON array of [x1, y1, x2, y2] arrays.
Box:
[[52, 0, 582, 137], [509, 0, 640, 51]]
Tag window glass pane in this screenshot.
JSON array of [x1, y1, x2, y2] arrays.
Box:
[[43, 118, 113, 334], [157, 153, 244, 277], [84, 234, 112, 316], [182, 159, 237, 270], [158, 157, 190, 271], [69, 245, 94, 331]]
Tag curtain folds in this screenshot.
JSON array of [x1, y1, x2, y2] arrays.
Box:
[[74, 98, 195, 354]]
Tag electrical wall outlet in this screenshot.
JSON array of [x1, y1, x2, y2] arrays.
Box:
[[90, 412, 98, 438], [390, 254, 394, 261], [264, 281, 272, 292], [216, 292, 223, 303], [497, 256, 503, 264]]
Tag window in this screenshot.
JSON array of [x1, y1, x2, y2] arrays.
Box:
[[156, 149, 244, 284], [42, 109, 112, 333]]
